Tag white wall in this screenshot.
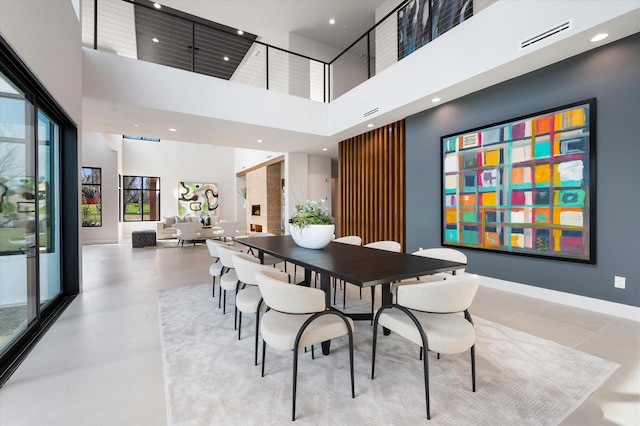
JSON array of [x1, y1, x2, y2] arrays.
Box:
[[121, 138, 236, 238], [81, 132, 119, 244], [0, 0, 83, 124], [234, 148, 284, 173]]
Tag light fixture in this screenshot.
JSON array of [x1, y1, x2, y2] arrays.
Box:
[[257, 139, 263, 143], [223, 56, 229, 61], [168, 128, 176, 132], [329, 18, 336, 25], [590, 33, 608, 42], [432, 97, 441, 103], [237, 30, 244, 35], [153, 2, 161, 9], [322, 148, 328, 151], [134, 124, 139, 127], [152, 37, 159, 43], [367, 123, 374, 128]]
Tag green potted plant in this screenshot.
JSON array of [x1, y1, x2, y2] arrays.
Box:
[[289, 199, 335, 249]]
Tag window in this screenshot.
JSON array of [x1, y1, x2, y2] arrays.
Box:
[[122, 176, 160, 221], [81, 167, 101, 227]]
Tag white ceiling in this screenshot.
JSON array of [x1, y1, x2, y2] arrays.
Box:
[[81, 1, 640, 159]]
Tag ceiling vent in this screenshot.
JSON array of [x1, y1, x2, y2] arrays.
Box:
[[520, 19, 571, 50], [363, 107, 379, 118]]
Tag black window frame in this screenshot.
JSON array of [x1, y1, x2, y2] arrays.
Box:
[[81, 167, 102, 227], [122, 175, 161, 222]]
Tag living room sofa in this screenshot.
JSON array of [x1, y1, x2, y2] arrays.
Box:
[[157, 215, 197, 240]]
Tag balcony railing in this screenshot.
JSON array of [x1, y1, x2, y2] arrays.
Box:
[[82, 0, 492, 103]]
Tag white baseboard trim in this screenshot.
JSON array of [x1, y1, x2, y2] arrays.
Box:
[[479, 275, 640, 322]]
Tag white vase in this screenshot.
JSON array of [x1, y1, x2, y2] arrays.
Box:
[[290, 224, 335, 249]]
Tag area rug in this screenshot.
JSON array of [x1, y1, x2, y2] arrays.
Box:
[[158, 283, 618, 425]]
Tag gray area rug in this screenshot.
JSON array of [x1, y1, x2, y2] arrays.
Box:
[[158, 283, 618, 425]]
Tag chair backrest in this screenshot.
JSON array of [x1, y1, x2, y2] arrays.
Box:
[[256, 270, 326, 314], [232, 253, 273, 285], [412, 247, 467, 274], [396, 273, 480, 313], [216, 244, 243, 268], [364, 240, 401, 252], [333, 235, 362, 246], [173, 222, 201, 239], [216, 221, 240, 238], [205, 238, 226, 258]]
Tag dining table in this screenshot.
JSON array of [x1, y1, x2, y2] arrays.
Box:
[[234, 235, 466, 354]]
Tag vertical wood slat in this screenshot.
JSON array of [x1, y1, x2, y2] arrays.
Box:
[[338, 120, 405, 250]]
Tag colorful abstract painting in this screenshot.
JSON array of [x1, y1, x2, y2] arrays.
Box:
[[178, 182, 219, 218], [441, 99, 596, 263]]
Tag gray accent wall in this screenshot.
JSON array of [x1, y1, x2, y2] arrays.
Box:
[[406, 32, 640, 307]]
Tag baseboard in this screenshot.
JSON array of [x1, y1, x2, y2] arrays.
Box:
[[81, 238, 119, 245], [479, 275, 640, 322]]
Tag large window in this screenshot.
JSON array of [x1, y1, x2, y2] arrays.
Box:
[[122, 176, 160, 221], [81, 167, 102, 227]]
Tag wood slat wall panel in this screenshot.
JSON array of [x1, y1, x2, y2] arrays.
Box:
[[338, 120, 406, 250]]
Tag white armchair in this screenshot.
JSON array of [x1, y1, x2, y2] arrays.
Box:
[[173, 222, 203, 247], [372, 273, 480, 420], [255, 269, 355, 421]]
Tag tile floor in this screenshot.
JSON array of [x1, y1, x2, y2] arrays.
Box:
[[0, 242, 638, 425]]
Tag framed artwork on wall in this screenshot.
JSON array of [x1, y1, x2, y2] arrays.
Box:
[[397, 0, 473, 61], [441, 99, 596, 264], [178, 182, 219, 219]]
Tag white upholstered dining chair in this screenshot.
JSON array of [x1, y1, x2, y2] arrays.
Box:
[[232, 252, 285, 366], [372, 273, 480, 420], [205, 239, 226, 298], [255, 269, 355, 421], [364, 240, 402, 323]]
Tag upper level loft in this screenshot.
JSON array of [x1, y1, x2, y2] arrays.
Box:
[[82, 0, 486, 104]]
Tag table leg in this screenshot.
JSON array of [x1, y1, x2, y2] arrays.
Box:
[[382, 283, 391, 336], [304, 269, 312, 287], [320, 272, 331, 355]]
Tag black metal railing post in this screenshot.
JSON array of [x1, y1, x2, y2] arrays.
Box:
[[93, 0, 98, 49], [191, 22, 196, 72], [367, 32, 371, 79], [265, 46, 270, 91]]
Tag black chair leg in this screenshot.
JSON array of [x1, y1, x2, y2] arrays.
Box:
[[238, 312, 242, 339], [292, 347, 299, 421], [212, 276, 216, 298], [254, 311, 260, 366], [261, 341, 267, 377], [343, 281, 346, 309], [371, 322, 378, 379], [423, 344, 431, 420], [223, 290, 227, 313], [471, 344, 476, 392]]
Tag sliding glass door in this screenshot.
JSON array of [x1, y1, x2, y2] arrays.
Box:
[[0, 71, 37, 355]]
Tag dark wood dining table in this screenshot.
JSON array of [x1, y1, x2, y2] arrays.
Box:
[[234, 235, 466, 354]]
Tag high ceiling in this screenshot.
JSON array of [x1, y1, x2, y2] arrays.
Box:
[[81, 1, 640, 159]]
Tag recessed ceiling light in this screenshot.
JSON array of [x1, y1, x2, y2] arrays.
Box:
[[152, 37, 159, 43], [168, 128, 176, 132], [432, 97, 441, 103], [367, 123, 374, 128], [237, 30, 244, 35], [153, 2, 161, 9], [223, 56, 229, 61], [257, 139, 263, 143], [329, 18, 336, 25], [590, 33, 608, 42], [322, 148, 328, 151], [134, 124, 139, 127]]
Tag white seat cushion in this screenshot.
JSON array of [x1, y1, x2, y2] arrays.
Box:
[[377, 309, 475, 355], [209, 262, 223, 277], [220, 270, 239, 291], [236, 285, 266, 313], [261, 310, 354, 351]]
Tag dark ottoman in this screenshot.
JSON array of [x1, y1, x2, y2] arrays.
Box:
[[132, 230, 156, 248]]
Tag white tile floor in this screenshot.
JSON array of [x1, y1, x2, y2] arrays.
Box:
[[0, 242, 638, 425]]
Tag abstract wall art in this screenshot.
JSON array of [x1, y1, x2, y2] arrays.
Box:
[[441, 99, 596, 263], [397, 0, 473, 61], [178, 182, 219, 218]]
